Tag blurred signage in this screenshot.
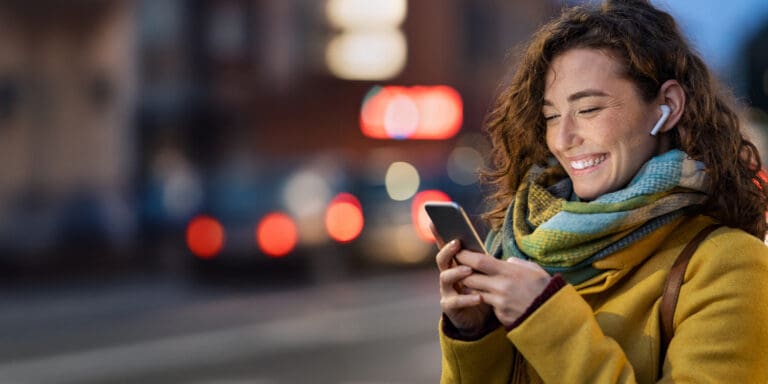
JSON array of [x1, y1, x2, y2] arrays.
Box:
[[360, 85, 463, 139]]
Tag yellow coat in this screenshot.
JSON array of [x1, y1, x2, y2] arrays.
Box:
[[439, 215, 768, 383]]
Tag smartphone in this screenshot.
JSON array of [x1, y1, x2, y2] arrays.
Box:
[[424, 201, 487, 253]]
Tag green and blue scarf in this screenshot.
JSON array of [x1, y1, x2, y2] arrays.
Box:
[[486, 150, 708, 285]]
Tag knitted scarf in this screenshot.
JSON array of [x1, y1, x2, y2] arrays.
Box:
[[487, 150, 708, 285]]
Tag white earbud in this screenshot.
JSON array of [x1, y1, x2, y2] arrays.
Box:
[[650, 105, 671, 136]]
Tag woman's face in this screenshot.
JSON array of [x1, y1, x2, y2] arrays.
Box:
[[543, 48, 662, 200]]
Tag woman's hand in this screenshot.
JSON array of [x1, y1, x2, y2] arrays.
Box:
[[455, 251, 551, 328], [435, 239, 492, 335]]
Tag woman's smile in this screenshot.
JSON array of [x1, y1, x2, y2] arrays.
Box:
[[569, 154, 607, 172]]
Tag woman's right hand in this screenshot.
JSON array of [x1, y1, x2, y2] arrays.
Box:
[[436, 238, 492, 335]]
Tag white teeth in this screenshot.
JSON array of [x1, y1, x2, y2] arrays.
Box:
[[571, 155, 606, 170]]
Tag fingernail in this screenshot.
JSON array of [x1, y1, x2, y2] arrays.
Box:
[[459, 265, 471, 274]]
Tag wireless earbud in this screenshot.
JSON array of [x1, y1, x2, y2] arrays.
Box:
[[650, 105, 671, 136]]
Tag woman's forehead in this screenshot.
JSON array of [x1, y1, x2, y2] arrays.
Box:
[[544, 49, 628, 98]]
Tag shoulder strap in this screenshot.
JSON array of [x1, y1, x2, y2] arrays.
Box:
[[658, 223, 723, 376]]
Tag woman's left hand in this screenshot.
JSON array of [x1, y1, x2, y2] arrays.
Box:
[[455, 250, 552, 328]]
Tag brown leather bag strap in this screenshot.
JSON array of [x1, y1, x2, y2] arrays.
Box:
[[658, 223, 722, 377]]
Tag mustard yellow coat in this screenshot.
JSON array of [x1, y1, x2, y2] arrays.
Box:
[[439, 215, 768, 383]]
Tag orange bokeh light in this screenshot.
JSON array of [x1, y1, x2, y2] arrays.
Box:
[[411, 190, 452, 242], [186, 215, 225, 259], [256, 212, 298, 258], [326, 193, 364, 243], [360, 85, 463, 140]]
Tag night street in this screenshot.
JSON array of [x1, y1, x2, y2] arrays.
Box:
[[1, 1, 765, 383]]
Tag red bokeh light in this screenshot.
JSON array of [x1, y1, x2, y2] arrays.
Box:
[[360, 85, 463, 140], [186, 215, 225, 259], [754, 168, 768, 190], [411, 190, 452, 242], [256, 212, 298, 258], [325, 193, 364, 243]]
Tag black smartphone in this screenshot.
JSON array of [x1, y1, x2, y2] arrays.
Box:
[[424, 201, 487, 253]]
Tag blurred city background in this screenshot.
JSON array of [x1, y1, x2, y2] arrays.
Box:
[[0, 0, 767, 383]]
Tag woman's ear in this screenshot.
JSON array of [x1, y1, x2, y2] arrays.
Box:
[[656, 79, 685, 134]]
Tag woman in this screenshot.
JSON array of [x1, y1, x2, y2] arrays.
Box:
[[436, 1, 768, 383]]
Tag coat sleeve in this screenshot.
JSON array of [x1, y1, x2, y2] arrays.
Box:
[[439, 318, 515, 384]]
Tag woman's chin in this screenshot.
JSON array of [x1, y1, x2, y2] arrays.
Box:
[[573, 187, 602, 202]]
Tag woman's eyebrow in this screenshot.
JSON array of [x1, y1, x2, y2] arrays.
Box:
[[543, 89, 610, 106], [567, 89, 609, 102]]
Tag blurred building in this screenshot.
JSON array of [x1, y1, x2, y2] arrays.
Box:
[[0, 1, 137, 269]]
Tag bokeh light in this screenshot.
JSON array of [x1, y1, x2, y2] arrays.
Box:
[[256, 212, 298, 258], [153, 149, 203, 219], [326, 30, 406, 81], [360, 86, 393, 138], [385, 161, 420, 201], [325, 0, 407, 30], [325, 193, 364, 243], [411, 190, 451, 242], [384, 94, 419, 139], [325, 0, 407, 80], [282, 169, 333, 246], [394, 224, 433, 264], [186, 215, 225, 259], [283, 169, 332, 218], [360, 85, 463, 139], [416, 86, 463, 139], [446, 146, 484, 185]]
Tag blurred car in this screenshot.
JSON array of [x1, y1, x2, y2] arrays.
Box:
[[140, 149, 364, 282]]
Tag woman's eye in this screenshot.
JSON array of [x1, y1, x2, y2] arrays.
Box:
[[578, 107, 601, 115], [544, 114, 560, 122]]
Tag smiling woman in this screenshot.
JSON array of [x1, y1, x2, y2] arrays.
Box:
[[433, 1, 768, 383]]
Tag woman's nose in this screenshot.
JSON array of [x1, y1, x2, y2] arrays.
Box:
[[549, 114, 582, 151]]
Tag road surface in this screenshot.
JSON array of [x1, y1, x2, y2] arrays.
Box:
[[0, 266, 443, 383]]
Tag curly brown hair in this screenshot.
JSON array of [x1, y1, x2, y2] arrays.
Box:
[[483, 0, 768, 238]]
